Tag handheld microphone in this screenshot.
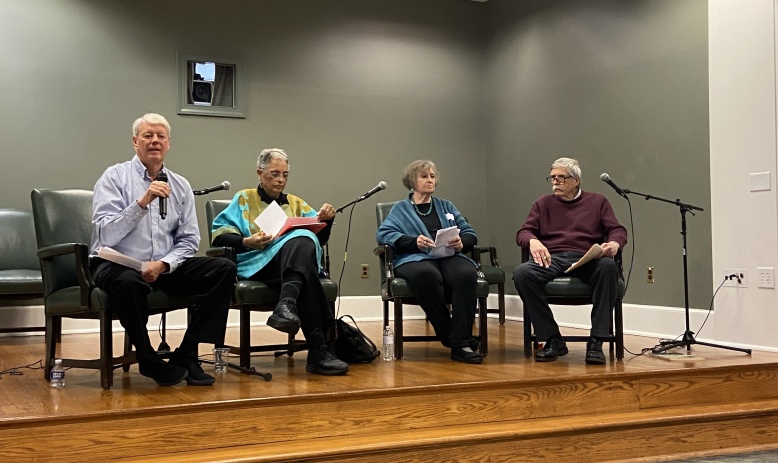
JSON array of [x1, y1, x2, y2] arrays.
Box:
[[358, 181, 387, 200], [193, 181, 231, 196], [156, 171, 168, 219], [600, 173, 627, 198]]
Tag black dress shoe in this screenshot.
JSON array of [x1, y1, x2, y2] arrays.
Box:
[[138, 358, 188, 387], [170, 353, 215, 386], [535, 336, 568, 362], [306, 345, 349, 375], [451, 347, 484, 364], [267, 298, 301, 334], [585, 338, 606, 365]]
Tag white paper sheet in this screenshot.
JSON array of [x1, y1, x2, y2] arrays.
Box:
[[97, 247, 149, 272], [429, 226, 459, 258], [253, 200, 288, 237]]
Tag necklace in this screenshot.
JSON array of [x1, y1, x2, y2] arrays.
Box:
[[412, 197, 433, 216]]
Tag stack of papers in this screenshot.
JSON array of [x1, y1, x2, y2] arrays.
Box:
[[430, 226, 459, 258]]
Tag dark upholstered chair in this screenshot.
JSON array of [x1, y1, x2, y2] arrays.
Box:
[[0, 208, 45, 334], [205, 199, 339, 370], [31, 189, 197, 389], [374, 201, 489, 360], [471, 245, 506, 324], [520, 247, 625, 361]]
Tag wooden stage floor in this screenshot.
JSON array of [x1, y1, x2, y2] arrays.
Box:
[[1, 319, 778, 462], [0, 319, 766, 416]]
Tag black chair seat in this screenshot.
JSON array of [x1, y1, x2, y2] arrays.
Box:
[[0, 269, 44, 294], [235, 278, 338, 305], [543, 277, 626, 299], [480, 265, 505, 285], [386, 278, 490, 299]]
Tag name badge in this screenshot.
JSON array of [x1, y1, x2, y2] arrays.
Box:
[[445, 213, 455, 222]]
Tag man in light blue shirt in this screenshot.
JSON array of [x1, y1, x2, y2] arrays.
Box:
[[90, 113, 236, 387]]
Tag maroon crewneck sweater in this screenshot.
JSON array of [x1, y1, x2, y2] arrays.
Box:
[[516, 191, 627, 254]]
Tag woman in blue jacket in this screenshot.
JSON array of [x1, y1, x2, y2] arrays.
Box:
[[377, 160, 482, 364]]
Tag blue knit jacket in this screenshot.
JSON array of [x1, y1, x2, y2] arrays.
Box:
[[376, 196, 477, 269]]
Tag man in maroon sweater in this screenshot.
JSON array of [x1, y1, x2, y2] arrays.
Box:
[[514, 158, 627, 364]]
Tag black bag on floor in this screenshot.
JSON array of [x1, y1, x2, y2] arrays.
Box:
[[334, 315, 380, 364]]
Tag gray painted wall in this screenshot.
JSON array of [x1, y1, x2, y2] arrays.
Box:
[[0, 0, 486, 297], [484, 0, 711, 309], [1, 0, 710, 308]]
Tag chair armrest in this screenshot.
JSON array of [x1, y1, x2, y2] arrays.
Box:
[[37, 242, 81, 260], [37, 242, 93, 307], [206, 246, 236, 262]]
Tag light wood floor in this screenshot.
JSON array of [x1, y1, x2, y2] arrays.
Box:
[[0, 318, 769, 421]]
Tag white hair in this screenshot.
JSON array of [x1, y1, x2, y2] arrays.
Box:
[[132, 113, 171, 137]]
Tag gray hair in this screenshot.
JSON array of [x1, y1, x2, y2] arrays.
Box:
[[132, 113, 171, 137], [551, 157, 581, 181], [257, 148, 290, 170], [402, 160, 439, 190]]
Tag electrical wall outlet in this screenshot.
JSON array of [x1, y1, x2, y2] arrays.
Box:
[[723, 268, 747, 287], [757, 267, 775, 289], [360, 264, 369, 279], [647, 267, 654, 283]]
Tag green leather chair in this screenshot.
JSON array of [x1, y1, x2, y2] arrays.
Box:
[[205, 199, 339, 370], [520, 247, 626, 361], [375, 201, 489, 360], [31, 189, 198, 389], [0, 208, 45, 334]]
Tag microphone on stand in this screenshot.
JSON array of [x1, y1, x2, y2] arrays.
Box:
[[156, 171, 168, 219], [600, 173, 627, 198], [358, 181, 387, 200], [193, 181, 231, 196], [336, 181, 388, 213]]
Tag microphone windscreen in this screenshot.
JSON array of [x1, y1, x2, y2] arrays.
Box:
[[222, 181, 231, 191], [378, 181, 387, 190], [600, 173, 610, 182]]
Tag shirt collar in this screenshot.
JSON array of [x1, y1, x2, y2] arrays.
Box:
[[257, 184, 288, 205], [131, 154, 165, 181]]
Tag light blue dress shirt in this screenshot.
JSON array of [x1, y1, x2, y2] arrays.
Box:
[[90, 155, 200, 273]]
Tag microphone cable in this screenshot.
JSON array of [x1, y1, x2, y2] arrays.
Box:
[[334, 201, 358, 318]]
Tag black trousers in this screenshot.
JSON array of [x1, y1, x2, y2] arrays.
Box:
[[395, 256, 477, 349], [512, 251, 619, 341], [91, 256, 236, 362], [249, 237, 334, 341]]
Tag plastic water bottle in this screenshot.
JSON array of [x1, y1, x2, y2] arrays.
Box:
[[50, 359, 65, 388], [382, 326, 395, 361]]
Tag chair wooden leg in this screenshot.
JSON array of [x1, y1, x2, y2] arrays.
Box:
[[100, 312, 113, 389], [615, 298, 624, 361], [44, 315, 57, 381], [523, 306, 533, 359], [478, 296, 488, 356], [394, 299, 403, 360], [497, 282, 506, 325], [240, 305, 251, 369]]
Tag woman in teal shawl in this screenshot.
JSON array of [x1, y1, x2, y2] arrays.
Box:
[[376, 160, 483, 364], [211, 148, 348, 376]]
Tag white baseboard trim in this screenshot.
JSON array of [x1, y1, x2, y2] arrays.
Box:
[[2, 296, 774, 353]]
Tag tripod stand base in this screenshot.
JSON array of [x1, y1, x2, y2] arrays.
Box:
[[652, 331, 751, 355]]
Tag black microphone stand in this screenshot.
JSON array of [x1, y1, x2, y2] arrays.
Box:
[[335, 194, 370, 213], [622, 188, 751, 355]]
